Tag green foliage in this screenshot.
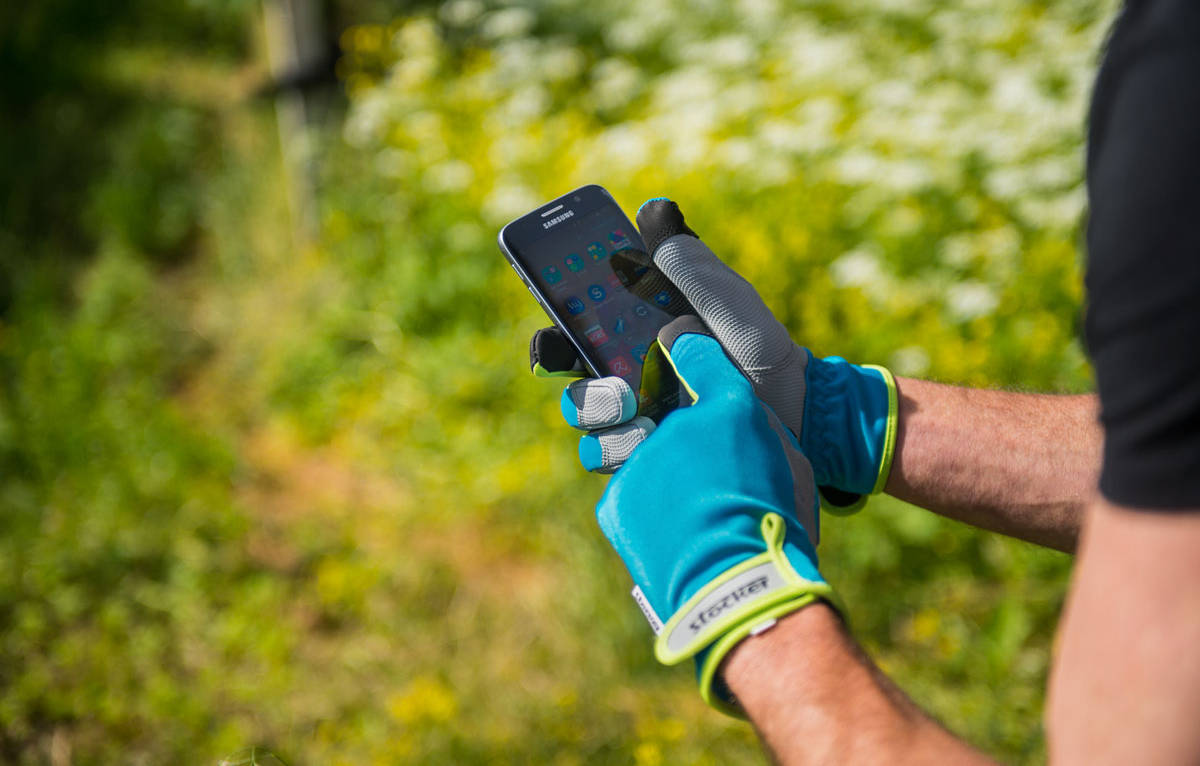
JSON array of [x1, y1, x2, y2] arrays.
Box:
[[1, 0, 1117, 763]]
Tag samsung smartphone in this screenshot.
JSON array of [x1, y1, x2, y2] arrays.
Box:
[[498, 184, 691, 421]]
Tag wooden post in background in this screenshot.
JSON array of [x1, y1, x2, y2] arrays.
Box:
[[262, 0, 326, 245]]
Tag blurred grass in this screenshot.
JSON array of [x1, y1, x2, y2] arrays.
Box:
[[0, 0, 1116, 763]]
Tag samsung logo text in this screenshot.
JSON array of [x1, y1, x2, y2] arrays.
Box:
[[543, 210, 574, 229]]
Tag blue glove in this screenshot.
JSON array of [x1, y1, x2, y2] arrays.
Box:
[[532, 198, 897, 512], [592, 316, 839, 716]]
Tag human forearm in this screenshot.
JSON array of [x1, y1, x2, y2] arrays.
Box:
[[885, 377, 1100, 552], [722, 603, 996, 766], [1047, 496, 1200, 763]]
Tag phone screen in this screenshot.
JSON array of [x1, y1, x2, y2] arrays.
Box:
[[500, 186, 691, 413]]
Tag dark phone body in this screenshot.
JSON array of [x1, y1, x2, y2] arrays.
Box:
[[498, 184, 688, 421]]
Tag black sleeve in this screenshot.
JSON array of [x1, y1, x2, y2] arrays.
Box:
[[1084, 0, 1200, 509]]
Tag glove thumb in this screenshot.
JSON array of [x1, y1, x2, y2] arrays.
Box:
[[656, 316, 754, 405]]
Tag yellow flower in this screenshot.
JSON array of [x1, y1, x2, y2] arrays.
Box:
[[388, 676, 459, 724]]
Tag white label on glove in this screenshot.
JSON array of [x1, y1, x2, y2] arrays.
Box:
[[631, 585, 664, 635], [664, 561, 785, 657]]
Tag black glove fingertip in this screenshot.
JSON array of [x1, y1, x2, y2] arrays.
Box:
[[636, 198, 699, 255], [530, 326, 585, 376]]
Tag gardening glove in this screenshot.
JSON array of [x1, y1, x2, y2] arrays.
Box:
[[593, 315, 838, 716], [532, 198, 898, 513]]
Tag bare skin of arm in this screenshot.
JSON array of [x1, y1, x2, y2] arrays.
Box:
[[713, 382, 1102, 762], [884, 377, 1101, 553], [1047, 496, 1200, 764], [722, 603, 997, 765], [722, 499, 1200, 766]]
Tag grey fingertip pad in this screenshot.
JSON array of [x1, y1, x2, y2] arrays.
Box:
[[579, 416, 656, 474], [562, 377, 637, 429]]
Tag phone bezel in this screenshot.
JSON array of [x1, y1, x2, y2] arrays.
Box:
[[497, 183, 638, 379]]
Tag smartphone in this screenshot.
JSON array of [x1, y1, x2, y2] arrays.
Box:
[[498, 184, 691, 421]]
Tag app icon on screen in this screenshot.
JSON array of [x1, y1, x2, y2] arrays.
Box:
[[564, 254, 584, 272], [584, 324, 610, 346], [588, 284, 607, 302], [653, 290, 672, 307], [606, 273, 623, 290], [633, 304, 650, 318], [587, 242, 607, 261], [542, 265, 563, 284], [609, 355, 634, 377], [631, 343, 648, 363], [612, 315, 626, 335], [609, 229, 631, 248], [565, 296, 586, 315]]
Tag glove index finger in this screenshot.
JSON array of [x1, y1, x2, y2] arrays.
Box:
[[530, 326, 586, 378], [637, 199, 793, 370], [635, 197, 805, 430], [636, 198, 700, 254]]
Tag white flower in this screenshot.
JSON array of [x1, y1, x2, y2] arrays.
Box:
[[540, 46, 586, 82], [483, 184, 539, 224], [833, 151, 884, 186], [439, 0, 483, 27], [425, 160, 474, 193], [479, 7, 535, 40], [940, 234, 977, 268], [591, 58, 642, 111], [343, 92, 389, 147], [594, 125, 651, 171], [832, 248, 885, 288], [945, 281, 999, 321]]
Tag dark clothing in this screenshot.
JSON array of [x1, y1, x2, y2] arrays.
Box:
[[1085, 0, 1200, 508]]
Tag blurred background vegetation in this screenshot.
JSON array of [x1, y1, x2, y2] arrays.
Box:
[[0, 0, 1116, 762]]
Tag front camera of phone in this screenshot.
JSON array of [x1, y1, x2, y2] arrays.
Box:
[[574, 196, 581, 202]]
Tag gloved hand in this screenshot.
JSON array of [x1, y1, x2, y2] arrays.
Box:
[[531, 197, 898, 512], [592, 316, 838, 715]]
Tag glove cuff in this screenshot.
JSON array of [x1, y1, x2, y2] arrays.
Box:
[[803, 356, 898, 512], [642, 513, 839, 718]]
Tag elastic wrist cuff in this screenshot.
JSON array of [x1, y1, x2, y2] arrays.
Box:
[[642, 513, 839, 717], [860, 364, 898, 495], [803, 359, 898, 503], [819, 486, 869, 516]]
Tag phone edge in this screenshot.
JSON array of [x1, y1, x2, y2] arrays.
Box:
[[496, 185, 613, 379]]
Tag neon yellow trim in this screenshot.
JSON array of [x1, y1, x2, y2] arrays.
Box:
[[861, 364, 898, 495], [653, 549, 777, 664], [698, 594, 825, 717], [694, 513, 843, 716], [532, 362, 581, 379], [656, 339, 699, 405], [653, 514, 835, 666]]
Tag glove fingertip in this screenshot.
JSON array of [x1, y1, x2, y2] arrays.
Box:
[[530, 326, 585, 377], [559, 386, 584, 428], [636, 198, 698, 255], [579, 434, 604, 472], [635, 197, 671, 217]]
